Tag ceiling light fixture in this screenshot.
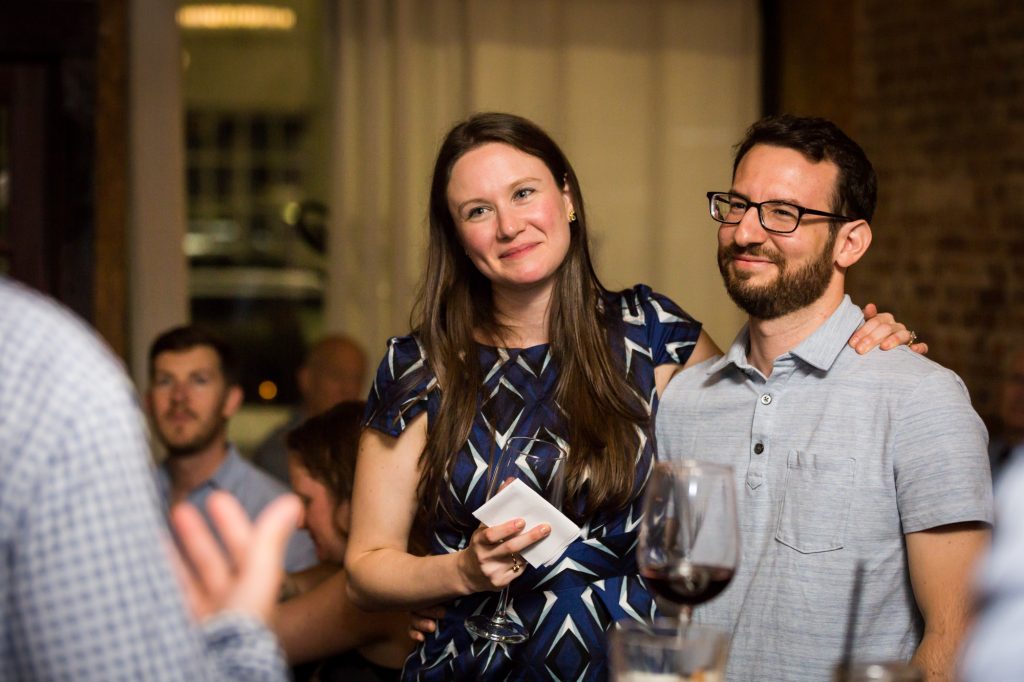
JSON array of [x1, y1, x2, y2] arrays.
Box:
[[176, 4, 297, 31]]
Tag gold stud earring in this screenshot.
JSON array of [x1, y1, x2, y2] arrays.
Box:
[[568, 208, 576, 223]]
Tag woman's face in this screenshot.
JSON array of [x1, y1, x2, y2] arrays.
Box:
[[446, 142, 573, 297], [288, 455, 350, 564]]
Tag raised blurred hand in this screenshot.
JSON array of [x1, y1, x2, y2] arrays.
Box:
[[171, 490, 301, 623]]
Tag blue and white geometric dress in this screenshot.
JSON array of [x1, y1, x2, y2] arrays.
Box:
[[363, 284, 701, 681]]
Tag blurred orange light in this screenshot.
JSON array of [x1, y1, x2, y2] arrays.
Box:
[[258, 380, 278, 401]]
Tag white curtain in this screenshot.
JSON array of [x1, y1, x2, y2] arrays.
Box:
[[324, 0, 759, 362]]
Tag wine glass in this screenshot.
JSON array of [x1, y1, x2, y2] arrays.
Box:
[[611, 617, 730, 681], [465, 435, 568, 644], [637, 460, 739, 625]]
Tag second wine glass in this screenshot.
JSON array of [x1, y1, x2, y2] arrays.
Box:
[[465, 435, 568, 644], [637, 460, 739, 625]]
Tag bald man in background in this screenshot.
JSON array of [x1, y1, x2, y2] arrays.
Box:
[[253, 335, 368, 484]]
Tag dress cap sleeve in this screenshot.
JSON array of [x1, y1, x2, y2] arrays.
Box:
[[625, 284, 702, 366], [363, 335, 435, 438]]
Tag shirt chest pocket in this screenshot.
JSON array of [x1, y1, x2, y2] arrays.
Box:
[[775, 450, 855, 553]]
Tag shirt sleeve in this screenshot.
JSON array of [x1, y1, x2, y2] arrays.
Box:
[[893, 364, 993, 533], [199, 613, 291, 682], [363, 335, 436, 438], [634, 285, 703, 366]]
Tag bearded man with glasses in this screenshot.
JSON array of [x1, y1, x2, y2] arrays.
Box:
[[657, 114, 992, 682]]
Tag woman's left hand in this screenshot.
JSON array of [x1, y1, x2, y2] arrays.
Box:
[[849, 303, 929, 355]]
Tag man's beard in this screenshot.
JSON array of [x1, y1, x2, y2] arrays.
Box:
[[717, 231, 837, 320], [160, 409, 227, 458]]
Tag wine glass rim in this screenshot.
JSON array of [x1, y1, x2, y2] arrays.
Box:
[[657, 459, 733, 474]]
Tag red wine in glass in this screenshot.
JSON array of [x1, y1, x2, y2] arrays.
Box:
[[640, 563, 735, 606], [637, 460, 739, 625]]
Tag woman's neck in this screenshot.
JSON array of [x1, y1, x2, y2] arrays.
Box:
[[488, 282, 554, 348]]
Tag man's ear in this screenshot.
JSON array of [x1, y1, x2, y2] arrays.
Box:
[[834, 220, 872, 268], [222, 384, 244, 418]]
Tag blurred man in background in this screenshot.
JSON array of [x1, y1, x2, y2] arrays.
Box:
[[147, 325, 317, 572], [253, 334, 367, 484]]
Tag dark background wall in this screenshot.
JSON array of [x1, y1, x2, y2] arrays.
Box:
[[3, 0, 1019, 430], [0, 0, 128, 355], [769, 0, 1024, 431]]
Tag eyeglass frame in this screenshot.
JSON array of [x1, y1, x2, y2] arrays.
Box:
[[706, 191, 858, 234]]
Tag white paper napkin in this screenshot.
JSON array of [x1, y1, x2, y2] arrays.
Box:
[[472, 479, 581, 568]]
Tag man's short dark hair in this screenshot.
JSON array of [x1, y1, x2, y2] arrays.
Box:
[[147, 325, 240, 386], [733, 114, 877, 223]]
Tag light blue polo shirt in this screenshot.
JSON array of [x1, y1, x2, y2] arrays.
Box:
[[656, 295, 992, 681], [157, 444, 318, 573]]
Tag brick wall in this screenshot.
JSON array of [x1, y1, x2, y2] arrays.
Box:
[[848, 0, 1024, 429], [775, 0, 1024, 429]]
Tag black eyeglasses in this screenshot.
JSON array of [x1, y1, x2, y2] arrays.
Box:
[[707, 191, 857, 234]]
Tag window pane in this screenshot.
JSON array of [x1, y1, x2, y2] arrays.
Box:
[[180, 0, 330, 453]]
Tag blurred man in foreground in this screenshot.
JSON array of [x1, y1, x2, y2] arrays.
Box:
[[0, 277, 296, 680]]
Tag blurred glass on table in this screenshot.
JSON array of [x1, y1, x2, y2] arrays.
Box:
[[611, 618, 729, 681], [833, 661, 923, 681]]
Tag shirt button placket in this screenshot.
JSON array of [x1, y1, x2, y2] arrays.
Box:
[[747, 392, 774, 489]]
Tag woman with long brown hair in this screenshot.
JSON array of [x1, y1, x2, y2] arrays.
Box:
[[345, 112, 910, 680]]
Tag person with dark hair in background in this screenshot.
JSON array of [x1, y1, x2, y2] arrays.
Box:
[[147, 325, 317, 573], [344, 112, 917, 680], [0, 277, 300, 680], [658, 114, 992, 681], [253, 334, 368, 485], [273, 401, 410, 681]]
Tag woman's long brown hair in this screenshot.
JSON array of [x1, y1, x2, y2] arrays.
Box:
[[412, 112, 647, 523]]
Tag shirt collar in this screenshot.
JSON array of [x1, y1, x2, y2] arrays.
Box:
[[208, 443, 246, 491], [155, 443, 244, 501], [707, 295, 864, 376]]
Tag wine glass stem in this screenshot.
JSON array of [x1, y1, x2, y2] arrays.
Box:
[[493, 586, 512, 619], [679, 605, 693, 627]]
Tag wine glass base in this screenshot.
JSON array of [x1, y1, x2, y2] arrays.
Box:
[[465, 614, 529, 644]]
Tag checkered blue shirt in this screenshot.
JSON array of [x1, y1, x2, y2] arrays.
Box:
[[0, 278, 287, 681]]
